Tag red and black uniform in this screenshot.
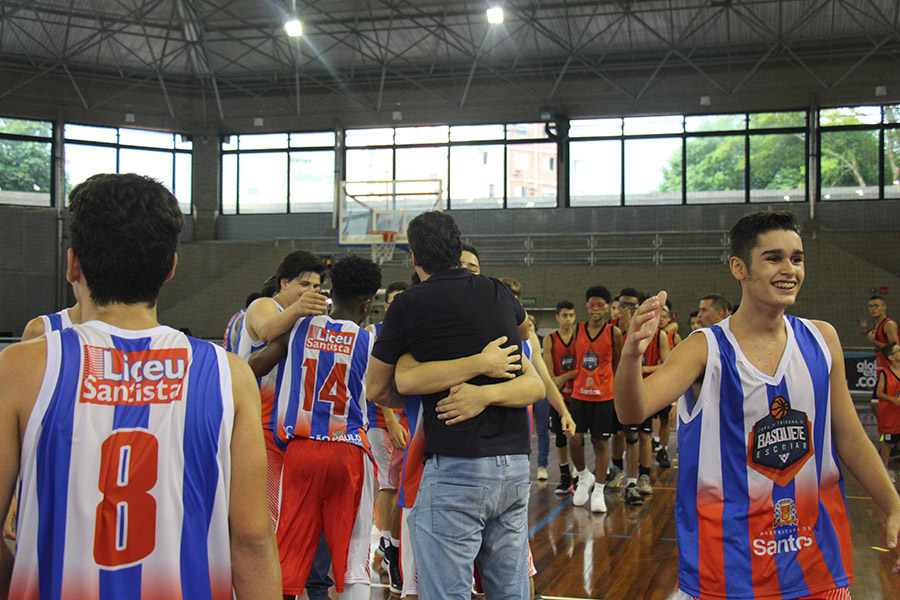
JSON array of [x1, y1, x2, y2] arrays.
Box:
[[878, 366, 900, 436], [874, 317, 897, 372], [644, 329, 676, 422], [571, 321, 617, 436]]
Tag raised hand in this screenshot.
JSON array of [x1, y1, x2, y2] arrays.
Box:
[[623, 291, 668, 359], [296, 290, 329, 317]]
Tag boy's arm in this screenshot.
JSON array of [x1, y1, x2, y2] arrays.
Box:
[[531, 333, 574, 436], [542, 335, 576, 389], [815, 321, 900, 572], [20, 316, 46, 342], [611, 326, 623, 373], [615, 292, 706, 424], [246, 292, 327, 344], [367, 358, 406, 409], [435, 357, 545, 425], [381, 408, 408, 449], [394, 336, 521, 396], [246, 332, 290, 379], [226, 354, 283, 599], [876, 371, 900, 406]]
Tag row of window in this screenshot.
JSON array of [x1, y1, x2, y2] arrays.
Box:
[[1, 106, 898, 212]]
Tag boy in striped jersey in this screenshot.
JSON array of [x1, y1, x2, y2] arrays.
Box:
[[616, 210, 900, 599], [0, 173, 281, 599]]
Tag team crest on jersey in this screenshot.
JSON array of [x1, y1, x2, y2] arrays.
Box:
[[80, 345, 188, 405], [305, 324, 356, 355], [582, 350, 599, 371], [560, 353, 574, 371], [773, 498, 799, 528], [747, 395, 813, 486]]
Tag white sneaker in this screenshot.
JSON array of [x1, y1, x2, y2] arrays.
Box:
[[572, 470, 595, 507], [537, 466, 548, 481], [636, 474, 653, 495], [590, 484, 607, 513]]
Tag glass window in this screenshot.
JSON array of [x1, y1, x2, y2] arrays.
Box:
[[174, 153, 192, 214], [346, 148, 393, 183], [569, 140, 622, 207], [820, 106, 882, 126], [506, 143, 557, 208], [64, 124, 118, 143], [289, 151, 335, 213], [290, 131, 335, 147], [886, 105, 900, 124], [625, 138, 682, 205], [221, 135, 238, 151], [239, 153, 288, 213], [449, 124, 505, 142], [820, 129, 878, 200], [750, 132, 806, 203], [685, 114, 745, 133], [346, 128, 394, 147], [175, 134, 193, 150], [119, 149, 174, 191], [64, 143, 117, 197], [569, 118, 622, 138], [395, 126, 449, 145], [885, 126, 900, 199], [506, 123, 545, 140], [450, 145, 504, 209], [119, 128, 174, 149], [624, 115, 683, 136], [685, 135, 745, 204], [749, 111, 805, 129], [0, 139, 52, 206], [395, 146, 447, 210], [0, 117, 52, 138], [221, 154, 237, 214], [238, 133, 289, 150]]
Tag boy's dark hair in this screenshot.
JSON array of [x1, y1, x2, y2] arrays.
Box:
[[700, 294, 730, 314], [385, 281, 409, 297], [556, 300, 575, 313], [461, 243, 480, 259], [730, 210, 801, 267], [500, 277, 522, 299], [870, 295, 886, 302], [689, 310, 699, 318], [881, 342, 898, 359], [407, 211, 462, 274], [261, 276, 279, 297], [68, 173, 184, 307], [245, 292, 262, 308], [330, 256, 383, 304], [618, 288, 640, 300], [585, 286, 611, 303], [275, 250, 327, 288]]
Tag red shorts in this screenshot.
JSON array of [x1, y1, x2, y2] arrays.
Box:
[[276, 438, 373, 594], [264, 430, 284, 525]]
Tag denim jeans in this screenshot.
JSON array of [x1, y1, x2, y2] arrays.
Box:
[[533, 398, 550, 468], [407, 454, 530, 600]]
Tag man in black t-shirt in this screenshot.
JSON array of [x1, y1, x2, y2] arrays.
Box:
[[368, 211, 543, 600]]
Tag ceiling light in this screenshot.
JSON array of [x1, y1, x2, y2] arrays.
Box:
[[284, 18, 303, 37], [487, 7, 504, 24]]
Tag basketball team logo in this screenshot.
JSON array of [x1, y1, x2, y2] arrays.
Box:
[[747, 395, 813, 486], [80, 345, 188, 405], [773, 498, 799, 528], [582, 350, 599, 371], [560, 353, 574, 371]]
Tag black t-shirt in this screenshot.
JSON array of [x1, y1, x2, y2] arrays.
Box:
[[372, 268, 529, 458]]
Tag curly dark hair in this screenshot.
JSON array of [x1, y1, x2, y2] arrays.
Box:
[[275, 250, 327, 288], [407, 211, 462, 274], [585, 285, 611, 303], [330, 255, 382, 303]]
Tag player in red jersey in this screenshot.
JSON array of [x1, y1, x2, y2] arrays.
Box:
[[543, 300, 578, 495], [877, 342, 900, 483]]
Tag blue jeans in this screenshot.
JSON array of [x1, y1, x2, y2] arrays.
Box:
[[305, 532, 333, 600], [408, 454, 530, 600], [533, 398, 550, 468]]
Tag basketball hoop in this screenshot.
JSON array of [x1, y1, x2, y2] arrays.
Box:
[[369, 230, 398, 265]]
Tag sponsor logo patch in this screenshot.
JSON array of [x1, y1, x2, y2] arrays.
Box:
[[305, 324, 356, 355], [80, 346, 188, 405]]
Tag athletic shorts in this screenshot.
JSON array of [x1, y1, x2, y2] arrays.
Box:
[[277, 438, 374, 594], [550, 405, 566, 436], [884, 434, 900, 444], [265, 430, 285, 526], [400, 508, 418, 598], [569, 398, 617, 437], [653, 403, 672, 422], [621, 417, 653, 434], [370, 427, 397, 491]]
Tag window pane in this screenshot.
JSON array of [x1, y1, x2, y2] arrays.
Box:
[[221, 135, 238, 151], [0, 117, 52, 138], [395, 126, 448, 145], [346, 148, 393, 183], [570, 140, 621, 206], [750, 132, 806, 203], [222, 154, 237, 214], [686, 135, 745, 204], [290, 131, 335, 147], [119, 128, 174, 149], [506, 123, 546, 140], [886, 127, 900, 199], [886, 105, 900, 124], [506, 143, 557, 208], [820, 106, 881, 126], [239, 153, 287, 213], [64, 123, 117, 143], [119, 149, 174, 191], [685, 114, 745, 132], [569, 118, 622, 138], [175, 135, 193, 150], [449, 125, 505, 142], [749, 111, 806, 129], [450, 145, 504, 209], [820, 129, 878, 200], [624, 115, 683, 135], [174, 153, 192, 214], [238, 133, 288, 150], [346, 128, 393, 147], [0, 139, 51, 206], [64, 143, 116, 198], [395, 146, 447, 210], [289, 151, 335, 213], [625, 138, 682, 205]]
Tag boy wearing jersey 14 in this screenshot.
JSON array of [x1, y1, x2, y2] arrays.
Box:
[[0, 174, 281, 599], [615, 210, 900, 600]]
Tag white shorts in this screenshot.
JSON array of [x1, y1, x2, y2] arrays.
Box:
[[369, 428, 396, 491], [400, 508, 418, 598]]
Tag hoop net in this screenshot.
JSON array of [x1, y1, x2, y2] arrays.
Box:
[[369, 230, 398, 264]]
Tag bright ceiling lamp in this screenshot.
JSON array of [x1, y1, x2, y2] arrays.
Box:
[[284, 18, 303, 37], [486, 7, 503, 24]]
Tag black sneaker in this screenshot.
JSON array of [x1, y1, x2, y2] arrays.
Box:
[[386, 545, 402, 595], [379, 537, 391, 574], [554, 472, 573, 496], [651, 438, 661, 453], [624, 483, 645, 506], [657, 447, 671, 469]]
